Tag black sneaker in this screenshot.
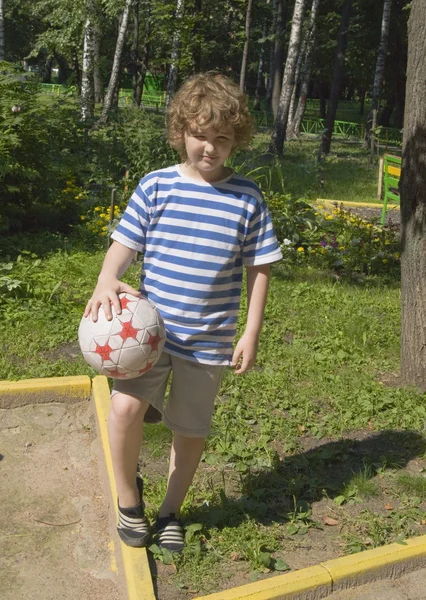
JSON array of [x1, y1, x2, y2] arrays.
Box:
[[117, 475, 150, 547], [156, 513, 185, 554]]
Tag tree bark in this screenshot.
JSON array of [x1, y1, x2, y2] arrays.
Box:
[[72, 50, 82, 95], [100, 0, 133, 123], [271, 0, 287, 118], [400, 0, 426, 391], [0, 0, 5, 61], [318, 0, 352, 161], [81, 3, 96, 122], [287, 0, 320, 139], [240, 0, 254, 92], [166, 0, 184, 107], [369, 0, 393, 162], [270, 0, 306, 156], [193, 0, 203, 72], [254, 0, 270, 110], [93, 26, 103, 104], [131, 0, 141, 105]]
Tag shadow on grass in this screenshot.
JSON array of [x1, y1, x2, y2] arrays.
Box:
[[186, 429, 426, 529]]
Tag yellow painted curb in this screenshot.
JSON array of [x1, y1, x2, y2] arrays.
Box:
[[316, 198, 400, 210], [0, 375, 91, 408], [195, 565, 331, 599], [322, 535, 426, 589], [92, 375, 155, 600]]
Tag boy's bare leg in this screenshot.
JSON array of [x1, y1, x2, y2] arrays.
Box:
[[108, 392, 150, 508], [159, 433, 205, 518]]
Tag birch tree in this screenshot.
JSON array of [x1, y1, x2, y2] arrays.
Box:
[[81, 0, 96, 122], [100, 0, 133, 123], [400, 0, 426, 390], [287, 0, 320, 139], [369, 0, 393, 159], [270, 0, 306, 156], [317, 0, 352, 160], [269, 0, 287, 117], [165, 0, 184, 107], [240, 0, 254, 92], [0, 0, 4, 61]]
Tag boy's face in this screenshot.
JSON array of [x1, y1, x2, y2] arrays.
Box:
[[183, 123, 235, 182]]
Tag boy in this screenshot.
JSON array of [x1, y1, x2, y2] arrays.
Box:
[[84, 72, 282, 553]]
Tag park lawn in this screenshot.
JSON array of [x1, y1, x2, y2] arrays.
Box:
[[1, 241, 426, 597], [246, 136, 382, 204]]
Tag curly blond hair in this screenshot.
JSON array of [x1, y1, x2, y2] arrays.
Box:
[[166, 72, 254, 158]]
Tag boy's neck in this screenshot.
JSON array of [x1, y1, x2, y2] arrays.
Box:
[[180, 162, 232, 184]]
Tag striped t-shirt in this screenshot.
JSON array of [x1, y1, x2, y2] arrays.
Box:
[[111, 165, 282, 365]]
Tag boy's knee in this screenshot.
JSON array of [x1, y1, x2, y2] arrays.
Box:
[[110, 393, 148, 424]]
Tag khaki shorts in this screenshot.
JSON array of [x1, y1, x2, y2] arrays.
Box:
[[111, 351, 225, 437]]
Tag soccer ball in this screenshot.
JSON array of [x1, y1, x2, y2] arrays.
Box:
[[78, 293, 166, 379]]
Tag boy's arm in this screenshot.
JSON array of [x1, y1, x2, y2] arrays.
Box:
[[231, 264, 270, 374], [84, 241, 142, 322]]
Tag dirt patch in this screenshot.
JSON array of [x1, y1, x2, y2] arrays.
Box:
[[0, 400, 122, 600]]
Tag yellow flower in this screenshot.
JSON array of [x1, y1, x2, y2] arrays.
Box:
[[80, 215, 86, 221], [310, 249, 317, 254], [382, 259, 388, 264], [317, 205, 323, 209], [326, 215, 333, 220], [340, 246, 345, 250], [297, 247, 304, 253]]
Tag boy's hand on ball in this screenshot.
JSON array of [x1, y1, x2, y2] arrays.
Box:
[[231, 332, 259, 374], [84, 278, 142, 322]]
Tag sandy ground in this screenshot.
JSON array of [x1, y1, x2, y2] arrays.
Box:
[[0, 399, 123, 600]]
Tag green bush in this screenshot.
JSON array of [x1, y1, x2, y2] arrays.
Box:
[[0, 62, 87, 232]]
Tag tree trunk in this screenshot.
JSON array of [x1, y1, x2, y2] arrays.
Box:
[[93, 27, 103, 104], [0, 0, 5, 61], [287, 0, 320, 139], [271, 0, 287, 118], [369, 0, 393, 162], [240, 0, 254, 92], [254, 0, 270, 110], [81, 4, 95, 122], [400, 0, 426, 391], [100, 0, 133, 124], [166, 0, 184, 107], [136, 8, 150, 107], [270, 0, 306, 156], [318, 0, 352, 161], [193, 0, 203, 72], [131, 0, 140, 105]]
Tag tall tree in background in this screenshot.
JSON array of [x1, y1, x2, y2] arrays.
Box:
[[400, 0, 426, 391], [81, 0, 96, 121], [269, 0, 287, 117], [287, 0, 320, 138], [317, 0, 352, 160], [165, 0, 184, 106], [0, 0, 4, 61], [369, 0, 392, 160], [240, 0, 254, 91], [270, 0, 306, 156], [100, 0, 133, 123]]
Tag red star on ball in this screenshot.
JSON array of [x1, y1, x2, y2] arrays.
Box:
[[147, 332, 163, 352], [95, 342, 113, 362], [105, 367, 122, 378], [120, 295, 132, 311], [118, 319, 140, 341], [138, 362, 154, 376]]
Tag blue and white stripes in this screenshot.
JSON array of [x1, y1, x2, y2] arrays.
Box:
[[111, 166, 282, 364]]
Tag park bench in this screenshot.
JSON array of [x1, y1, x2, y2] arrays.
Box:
[[379, 154, 401, 226]]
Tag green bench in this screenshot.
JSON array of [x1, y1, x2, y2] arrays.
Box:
[[380, 154, 401, 226]]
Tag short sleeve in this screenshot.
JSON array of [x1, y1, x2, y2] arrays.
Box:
[[242, 197, 283, 266], [110, 182, 151, 253]]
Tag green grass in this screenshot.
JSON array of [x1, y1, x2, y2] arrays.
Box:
[[244, 136, 381, 204]]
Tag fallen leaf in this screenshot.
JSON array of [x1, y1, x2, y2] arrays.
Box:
[[230, 551, 241, 561], [323, 516, 339, 526], [384, 504, 393, 511]]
